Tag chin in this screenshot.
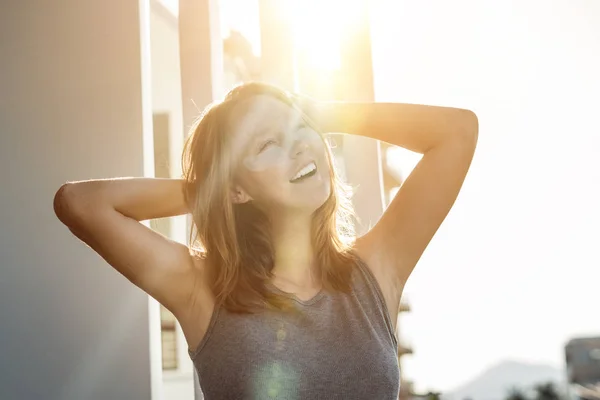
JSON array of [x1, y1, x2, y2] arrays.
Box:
[[299, 183, 331, 213], [276, 172, 332, 213]]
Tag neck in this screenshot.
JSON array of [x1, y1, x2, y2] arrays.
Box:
[[269, 211, 319, 289]]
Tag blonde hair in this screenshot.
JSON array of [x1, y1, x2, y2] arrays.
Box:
[[182, 82, 358, 313]]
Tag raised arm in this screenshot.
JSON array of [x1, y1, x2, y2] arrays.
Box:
[[308, 100, 478, 323], [53, 177, 206, 318]]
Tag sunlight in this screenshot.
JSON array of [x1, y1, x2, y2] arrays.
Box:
[[288, 0, 364, 71], [160, 0, 365, 72]]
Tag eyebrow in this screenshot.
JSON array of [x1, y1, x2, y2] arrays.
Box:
[[246, 112, 307, 149], [249, 127, 277, 146]]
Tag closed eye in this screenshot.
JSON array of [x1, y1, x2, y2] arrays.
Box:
[[296, 121, 309, 131], [258, 139, 276, 153]]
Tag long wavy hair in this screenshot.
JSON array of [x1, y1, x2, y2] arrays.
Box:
[[182, 82, 359, 313]]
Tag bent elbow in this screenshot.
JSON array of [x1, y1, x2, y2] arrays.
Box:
[[53, 184, 70, 223], [456, 109, 479, 147], [53, 183, 81, 225], [465, 109, 479, 139]]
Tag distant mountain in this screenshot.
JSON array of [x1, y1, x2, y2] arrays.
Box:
[[442, 360, 565, 400]]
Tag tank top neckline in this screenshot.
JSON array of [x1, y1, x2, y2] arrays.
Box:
[[268, 284, 326, 306]]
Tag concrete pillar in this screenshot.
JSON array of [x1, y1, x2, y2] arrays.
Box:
[[337, 0, 386, 235], [179, 0, 223, 131], [258, 0, 296, 90], [179, 1, 223, 398], [0, 1, 159, 399]]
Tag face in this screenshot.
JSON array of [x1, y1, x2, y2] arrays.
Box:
[[228, 95, 331, 215]]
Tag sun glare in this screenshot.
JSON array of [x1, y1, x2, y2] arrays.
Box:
[[288, 0, 364, 71]]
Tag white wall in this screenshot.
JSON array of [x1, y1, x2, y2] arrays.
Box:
[[0, 1, 159, 399]]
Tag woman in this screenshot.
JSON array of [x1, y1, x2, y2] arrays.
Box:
[[53, 82, 478, 399]]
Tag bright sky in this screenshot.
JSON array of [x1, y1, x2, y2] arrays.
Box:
[[160, 0, 600, 393], [369, 0, 600, 392]]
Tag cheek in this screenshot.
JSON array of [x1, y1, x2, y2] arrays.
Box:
[[246, 169, 290, 204], [311, 139, 330, 170], [240, 151, 289, 198]]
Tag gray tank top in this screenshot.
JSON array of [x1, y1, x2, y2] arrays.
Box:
[[188, 255, 400, 399]]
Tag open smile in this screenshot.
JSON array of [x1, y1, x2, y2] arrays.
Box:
[[290, 161, 317, 183]]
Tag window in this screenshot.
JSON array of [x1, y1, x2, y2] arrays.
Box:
[[160, 305, 178, 370], [152, 112, 179, 371]]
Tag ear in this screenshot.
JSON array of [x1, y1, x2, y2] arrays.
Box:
[[230, 185, 253, 204]]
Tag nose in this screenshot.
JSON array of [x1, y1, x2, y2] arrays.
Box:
[[290, 138, 309, 158]]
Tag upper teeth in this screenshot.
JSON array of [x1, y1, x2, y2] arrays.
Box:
[[292, 162, 316, 180]]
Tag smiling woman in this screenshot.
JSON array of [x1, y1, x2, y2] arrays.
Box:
[[176, 82, 404, 398], [181, 83, 356, 314], [54, 76, 477, 398], [53, 0, 479, 394]]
